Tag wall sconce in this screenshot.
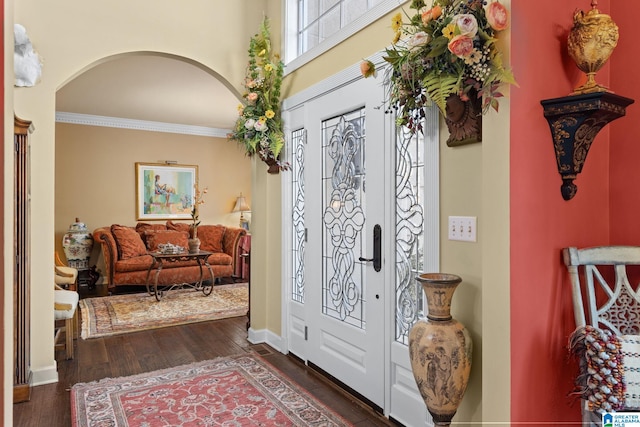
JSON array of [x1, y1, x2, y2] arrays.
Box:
[[541, 92, 633, 200], [232, 193, 251, 230]]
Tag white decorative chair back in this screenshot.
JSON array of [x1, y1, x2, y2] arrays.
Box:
[[563, 246, 640, 426], [563, 246, 640, 336]]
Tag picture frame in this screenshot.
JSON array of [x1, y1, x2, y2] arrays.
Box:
[[135, 163, 198, 221]]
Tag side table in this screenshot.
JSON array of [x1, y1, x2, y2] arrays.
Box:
[[145, 250, 215, 301]]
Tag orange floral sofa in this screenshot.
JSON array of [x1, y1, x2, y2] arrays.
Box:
[[93, 221, 246, 291]]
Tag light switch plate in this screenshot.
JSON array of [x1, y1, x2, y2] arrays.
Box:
[[448, 216, 477, 242]]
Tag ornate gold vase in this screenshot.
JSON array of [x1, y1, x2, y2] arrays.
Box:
[[567, 0, 618, 95], [409, 273, 473, 426]]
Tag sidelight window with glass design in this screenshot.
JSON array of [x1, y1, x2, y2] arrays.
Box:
[[291, 128, 306, 304], [394, 128, 426, 345]]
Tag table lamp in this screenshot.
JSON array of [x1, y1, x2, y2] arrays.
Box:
[[233, 193, 250, 230]]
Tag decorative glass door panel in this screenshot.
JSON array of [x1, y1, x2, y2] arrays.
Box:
[[322, 111, 366, 328]]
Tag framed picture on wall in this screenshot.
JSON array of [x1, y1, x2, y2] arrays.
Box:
[[135, 163, 198, 220]]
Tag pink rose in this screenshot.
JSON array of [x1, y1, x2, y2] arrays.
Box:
[[487, 1, 508, 31], [453, 14, 478, 37], [247, 92, 258, 103], [448, 35, 474, 57]]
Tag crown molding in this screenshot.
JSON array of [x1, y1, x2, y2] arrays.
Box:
[[55, 111, 232, 138]]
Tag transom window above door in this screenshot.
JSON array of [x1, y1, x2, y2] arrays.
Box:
[[284, 0, 402, 72]]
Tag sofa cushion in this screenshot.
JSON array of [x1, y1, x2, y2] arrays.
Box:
[[208, 252, 232, 266], [111, 224, 147, 260], [166, 220, 191, 233], [114, 254, 154, 272], [144, 230, 189, 252], [136, 222, 167, 236], [199, 225, 226, 253]]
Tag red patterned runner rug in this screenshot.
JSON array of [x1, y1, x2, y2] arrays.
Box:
[[79, 283, 248, 339], [71, 354, 353, 427]]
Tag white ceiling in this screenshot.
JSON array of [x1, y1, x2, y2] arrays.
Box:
[[55, 55, 241, 131]]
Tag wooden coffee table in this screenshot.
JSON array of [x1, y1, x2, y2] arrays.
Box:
[[145, 250, 215, 301]]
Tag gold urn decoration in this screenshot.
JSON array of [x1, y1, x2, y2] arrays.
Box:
[[567, 0, 619, 95]]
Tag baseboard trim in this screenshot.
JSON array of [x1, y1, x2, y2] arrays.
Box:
[[31, 362, 59, 386], [247, 327, 286, 354]]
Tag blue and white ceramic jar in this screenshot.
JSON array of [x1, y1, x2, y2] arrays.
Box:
[[62, 217, 94, 270]]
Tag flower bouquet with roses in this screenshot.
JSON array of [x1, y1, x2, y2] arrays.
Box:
[[382, 0, 516, 133], [229, 18, 288, 172]]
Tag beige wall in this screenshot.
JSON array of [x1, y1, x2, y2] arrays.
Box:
[[247, 0, 285, 339], [55, 123, 251, 274]]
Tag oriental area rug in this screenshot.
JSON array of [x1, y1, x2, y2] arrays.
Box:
[[71, 354, 353, 427], [79, 282, 248, 339]]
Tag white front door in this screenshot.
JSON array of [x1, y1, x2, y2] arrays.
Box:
[[283, 62, 440, 425], [286, 75, 388, 407]]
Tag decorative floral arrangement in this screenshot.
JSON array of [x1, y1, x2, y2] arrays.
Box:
[[380, 0, 516, 133], [190, 183, 207, 239], [228, 18, 288, 172]]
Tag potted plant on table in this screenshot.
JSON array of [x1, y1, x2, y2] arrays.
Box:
[[380, 0, 516, 145], [188, 183, 207, 253]]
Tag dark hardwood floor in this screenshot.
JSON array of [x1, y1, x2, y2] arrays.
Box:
[[13, 285, 393, 427]]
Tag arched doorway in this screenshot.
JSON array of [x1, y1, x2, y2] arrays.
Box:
[[53, 52, 251, 290]]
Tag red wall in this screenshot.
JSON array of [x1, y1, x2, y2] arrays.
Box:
[[609, 3, 640, 243], [510, 0, 613, 423]]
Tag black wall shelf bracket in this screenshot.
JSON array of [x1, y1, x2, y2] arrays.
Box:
[[541, 92, 634, 200]]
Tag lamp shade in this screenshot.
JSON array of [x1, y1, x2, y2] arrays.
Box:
[[233, 194, 250, 213]]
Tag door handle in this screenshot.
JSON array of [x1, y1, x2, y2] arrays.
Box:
[[358, 224, 381, 272]]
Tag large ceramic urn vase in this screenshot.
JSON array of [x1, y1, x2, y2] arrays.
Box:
[[62, 218, 94, 270], [409, 273, 472, 426]]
